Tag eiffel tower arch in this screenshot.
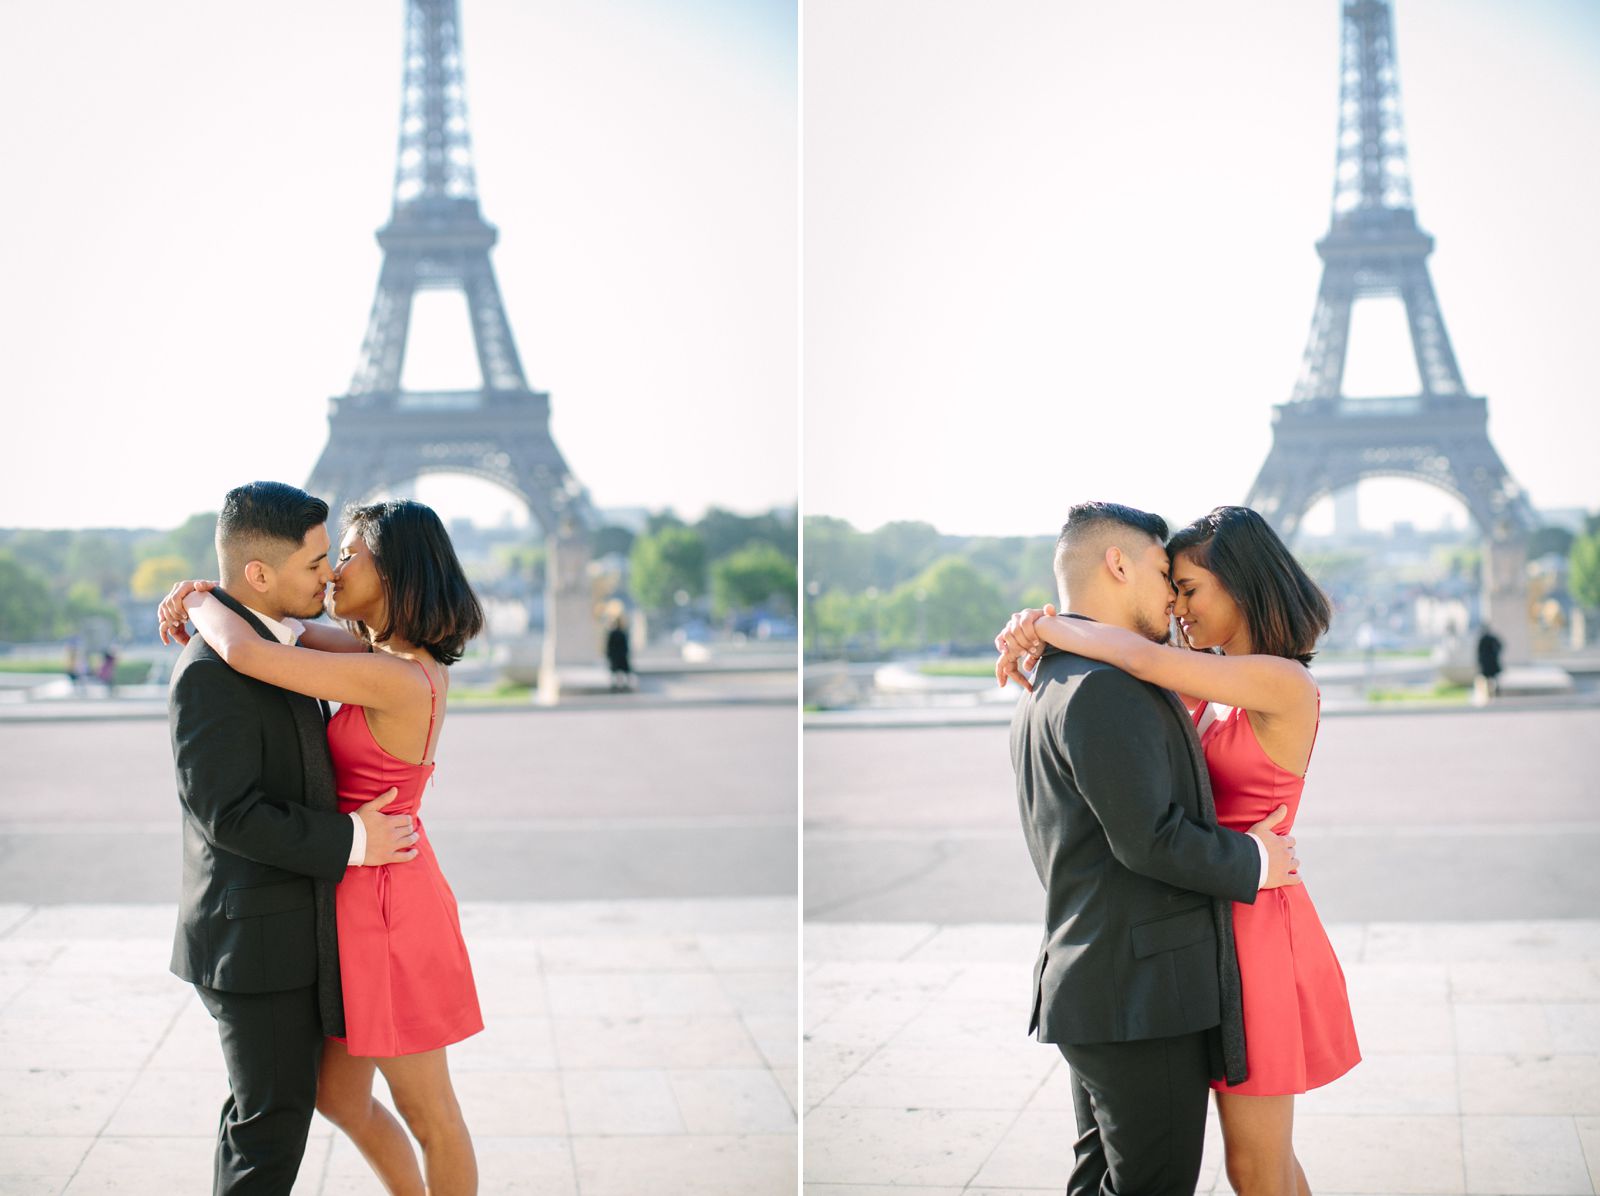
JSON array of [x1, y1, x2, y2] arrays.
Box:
[[307, 0, 597, 696], [1247, 0, 1536, 660]]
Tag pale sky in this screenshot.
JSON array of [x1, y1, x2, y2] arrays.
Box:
[[0, 0, 796, 531], [803, 0, 1600, 537]]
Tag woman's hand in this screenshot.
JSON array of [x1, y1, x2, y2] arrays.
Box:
[[999, 604, 1055, 659], [994, 603, 1057, 691], [994, 642, 1034, 691], [157, 579, 218, 646]]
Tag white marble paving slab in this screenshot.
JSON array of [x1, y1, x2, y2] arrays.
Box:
[[1459, 1115, 1593, 1195]]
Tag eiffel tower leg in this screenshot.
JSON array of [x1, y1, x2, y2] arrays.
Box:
[[1483, 534, 1531, 665], [536, 529, 596, 704]]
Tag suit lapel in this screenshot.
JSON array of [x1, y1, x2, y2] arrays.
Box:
[[1153, 687, 1220, 827]]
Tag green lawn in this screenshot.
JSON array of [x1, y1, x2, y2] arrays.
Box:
[[917, 659, 999, 678], [0, 658, 152, 684], [449, 681, 535, 703], [1366, 682, 1470, 704]]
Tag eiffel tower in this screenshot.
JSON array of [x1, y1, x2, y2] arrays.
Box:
[[307, 0, 596, 693], [1246, 0, 1535, 658]]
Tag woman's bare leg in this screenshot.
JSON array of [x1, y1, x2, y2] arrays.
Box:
[[315, 1038, 426, 1195], [377, 1046, 478, 1196], [1214, 1091, 1305, 1196]]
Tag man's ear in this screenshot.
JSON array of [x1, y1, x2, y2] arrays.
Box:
[[242, 560, 272, 594], [1104, 545, 1127, 583]]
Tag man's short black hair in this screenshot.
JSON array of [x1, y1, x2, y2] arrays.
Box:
[[1053, 501, 1169, 596], [1057, 501, 1168, 549], [215, 482, 329, 577]]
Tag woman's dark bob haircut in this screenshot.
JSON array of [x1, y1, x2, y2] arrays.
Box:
[[343, 500, 485, 666], [1167, 506, 1331, 666]]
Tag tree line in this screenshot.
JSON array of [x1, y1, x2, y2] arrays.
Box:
[[803, 513, 1600, 659], [0, 507, 798, 644]]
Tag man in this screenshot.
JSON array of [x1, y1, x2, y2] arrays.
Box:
[[1008, 502, 1301, 1195], [165, 482, 420, 1195]]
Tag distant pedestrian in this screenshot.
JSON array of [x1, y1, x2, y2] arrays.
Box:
[[65, 639, 83, 690], [606, 615, 635, 692], [96, 648, 118, 694], [1476, 626, 1503, 700]]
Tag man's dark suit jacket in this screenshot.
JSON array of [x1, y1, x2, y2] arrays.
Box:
[[168, 589, 352, 1037], [1012, 634, 1260, 1085]]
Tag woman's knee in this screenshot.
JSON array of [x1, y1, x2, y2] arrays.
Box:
[[393, 1088, 466, 1142], [1223, 1145, 1297, 1196], [315, 1081, 372, 1129]]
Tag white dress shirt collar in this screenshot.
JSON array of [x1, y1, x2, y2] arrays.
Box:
[[234, 602, 305, 645]]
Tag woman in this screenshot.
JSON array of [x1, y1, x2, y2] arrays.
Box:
[[160, 499, 484, 1196], [995, 505, 1359, 1196]]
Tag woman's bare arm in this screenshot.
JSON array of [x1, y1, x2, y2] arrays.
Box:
[[296, 621, 371, 654], [184, 593, 421, 710], [1013, 613, 1315, 716]]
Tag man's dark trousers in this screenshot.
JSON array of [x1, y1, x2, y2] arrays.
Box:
[[195, 983, 325, 1194], [1059, 1033, 1212, 1196]]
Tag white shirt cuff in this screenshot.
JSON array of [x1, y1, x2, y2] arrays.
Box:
[[348, 811, 366, 866], [1253, 833, 1269, 889]]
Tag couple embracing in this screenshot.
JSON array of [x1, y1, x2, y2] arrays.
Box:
[[159, 481, 486, 1194], [998, 502, 1361, 1196]]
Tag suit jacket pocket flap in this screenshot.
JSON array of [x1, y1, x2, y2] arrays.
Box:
[[225, 879, 314, 920], [1131, 905, 1213, 959]]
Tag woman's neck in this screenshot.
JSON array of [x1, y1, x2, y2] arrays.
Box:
[[374, 634, 427, 661], [1218, 628, 1254, 657]]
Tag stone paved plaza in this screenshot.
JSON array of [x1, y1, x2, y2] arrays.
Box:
[[804, 919, 1600, 1195], [0, 693, 798, 1193], [804, 706, 1600, 1194], [0, 898, 797, 1195]]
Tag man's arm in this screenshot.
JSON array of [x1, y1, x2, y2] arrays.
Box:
[[172, 658, 355, 881], [1061, 668, 1266, 904]]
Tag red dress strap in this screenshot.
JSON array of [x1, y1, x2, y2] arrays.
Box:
[[413, 657, 438, 767]]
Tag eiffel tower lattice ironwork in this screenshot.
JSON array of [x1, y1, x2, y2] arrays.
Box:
[[307, 0, 596, 691], [1245, 0, 1535, 656]]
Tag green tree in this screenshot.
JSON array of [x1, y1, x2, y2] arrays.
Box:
[[1570, 530, 1600, 612], [164, 512, 220, 578], [2, 529, 72, 579], [131, 555, 192, 601], [64, 534, 133, 600], [881, 556, 1005, 651], [629, 526, 707, 615], [867, 521, 942, 590], [711, 543, 797, 619], [1018, 584, 1054, 612], [63, 581, 122, 636], [808, 588, 877, 656], [698, 507, 798, 564], [645, 509, 687, 536], [802, 516, 873, 594], [0, 552, 56, 641]]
